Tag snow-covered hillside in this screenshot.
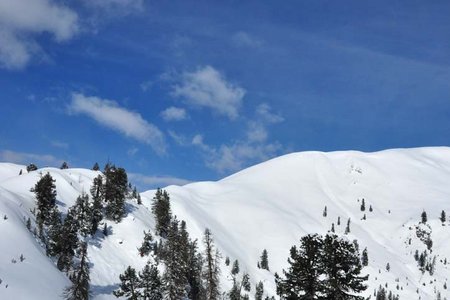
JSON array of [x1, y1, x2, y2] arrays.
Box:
[[1, 147, 450, 299]]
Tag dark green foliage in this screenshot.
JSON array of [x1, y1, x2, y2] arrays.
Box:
[[46, 206, 62, 257], [139, 261, 163, 300], [440, 210, 446, 224], [114, 266, 141, 300], [92, 162, 100, 171], [60, 162, 69, 169], [361, 248, 369, 266], [57, 208, 79, 272], [90, 175, 104, 235], [276, 234, 368, 300], [229, 272, 251, 300], [32, 172, 57, 231], [64, 242, 90, 300], [151, 188, 172, 237], [203, 228, 221, 300], [360, 199, 365, 211], [27, 163, 38, 172], [421, 210, 427, 223], [104, 164, 128, 222], [73, 194, 91, 237], [138, 230, 154, 257], [260, 249, 269, 271], [186, 239, 205, 300], [255, 281, 264, 300]]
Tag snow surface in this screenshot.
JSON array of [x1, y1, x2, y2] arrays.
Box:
[[1, 147, 450, 299]]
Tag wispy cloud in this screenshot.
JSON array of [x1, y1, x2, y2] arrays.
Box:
[[0, 149, 63, 166], [170, 65, 246, 120], [68, 93, 166, 154], [129, 172, 191, 189], [51, 140, 69, 149], [160, 106, 188, 122], [81, 0, 144, 14], [0, 0, 78, 70], [231, 31, 263, 48]]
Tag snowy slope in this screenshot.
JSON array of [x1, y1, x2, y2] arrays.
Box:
[[0, 147, 450, 299]]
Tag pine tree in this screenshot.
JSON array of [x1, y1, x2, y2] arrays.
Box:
[[331, 223, 335, 233], [151, 189, 172, 237], [345, 218, 351, 234], [114, 266, 141, 300], [225, 257, 230, 266], [386, 263, 390, 272], [57, 208, 79, 272], [369, 205, 373, 212], [203, 228, 221, 300], [231, 260, 240, 276], [421, 210, 428, 223], [104, 165, 128, 222], [32, 172, 57, 232], [46, 206, 62, 257], [64, 242, 90, 300], [138, 230, 154, 257], [323, 206, 327, 217], [139, 261, 163, 300], [26, 217, 31, 231], [260, 249, 269, 271], [92, 162, 100, 171], [360, 199, 365, 211], [19, 169, 23, 175], [440, 210, 446, 224], [321, 234, 368, 299], [229, 273, 251, 300], [27, 163, 38, 172], [90, 175, 104, 235], [337, 216, 341, 226], [276, 234, 324, 299], [73, 193, 91, 237], [61, 162, 69, 169], [186, 239, 205, 300], [361, 248, 369, 266], [255, 281, 264, 300]]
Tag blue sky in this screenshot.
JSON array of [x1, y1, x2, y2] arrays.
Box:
[[0, 0, 449, 190]]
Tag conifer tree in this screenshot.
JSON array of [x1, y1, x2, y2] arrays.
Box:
[[255, 281, 264, 300], [360, 199, 366, 211], [32, 172, 57, 232], [27, 163, 38, 172], [61, 162, 69, 169], [440, 210, 446, 224], [323, 206, 327, 217], [260, 249, 269, 271], [104, 165, 128, 222], [64, 242, 90, 300], [73, 194, 91, 237], [321, 234, 368, 299], [92, 162, 100, 171], [19, 169, 23, 175], [46, 206, 63, 257], [345, 218, 351, 234], [203, 228, 221, 300], [139, 261, 163, 300], [186, 239, 205, 300], [331, 223, 335, 233], [138, 231, 154, 257], [114, 266, 141, 300], [369, 205, 373, 212], [229, 273, 251, 300], [57, 208, 79, 272], [361, 248, 369, 266], [151, 189, 172, 237], [421, 210, 427, 223], [337, 216, 341, 226], [90, 175, 104, 235], [231, 260, 240, 276]]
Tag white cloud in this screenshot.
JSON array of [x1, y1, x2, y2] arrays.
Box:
[[0, 0, 79, 70], [68, 93, 166, 154], [127, 147, 139, 156], [128, 172, 191, 189], [231, 31, 263, 48], [160, 106, 188, 122], [0, 150, 63, 166], [51, 140, 69, 149], [256, 103, 284, 123], [171, 65, 246, 120], [81, 0, 144, 13]]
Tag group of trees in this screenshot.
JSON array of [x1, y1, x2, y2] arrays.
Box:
[[275, 234, 368, 300]]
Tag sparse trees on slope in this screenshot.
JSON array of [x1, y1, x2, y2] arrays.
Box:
[[90, 174, 104, 235], [57, 208, 79, 272], [73, 193, 92, 237], [138, 230, 154, 257], [139, 261, 163, 300], [64, 242, 90, 300], [255, 281, 264, 300]]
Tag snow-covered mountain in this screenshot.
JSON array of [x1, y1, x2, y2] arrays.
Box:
[[1, 147, 450, 299]]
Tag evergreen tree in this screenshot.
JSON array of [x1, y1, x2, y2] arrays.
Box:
[[260, 249, 269, 271], [369, 205, 373, 212], [337, 216, 341, 226], [27, 163, 38, 172], [225, 257, 230, 266], [57, 208, 79, 272], [114, 266, 141, 300], [421, 210, 428, 223], [231, 260, 240, 276], [323, 206, 327, 217], [92, 162, 100, 171], [345, 218, 351, 235], [139, 261, 163, 300], [386, 263, 390, 272], [186, 239, 205, 300], [19, 169, 23, 175], [46, 206, 63, 257], [26, 217, 31, 231], [229, 273, 251, 300], [203, 228, 221, 300], [138, 230, 154, 257], [90, 175, 104, 235], [255, 282, 264, 300], [361, 248, 369, 267], [32, 172, 57, 232], [276, 234, 323, 299], [440, 210, 446, 224], [61, 162, 69, 169], [321, 234, 368, 299], [73, 193, 92, 236], [331, 223, 335, 233], [163, 218, 187, 299], [64, 242, 90, 300], [151, 189, 172, 237], [104, 165, 128, 222], [360, 199, 365, 211]]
